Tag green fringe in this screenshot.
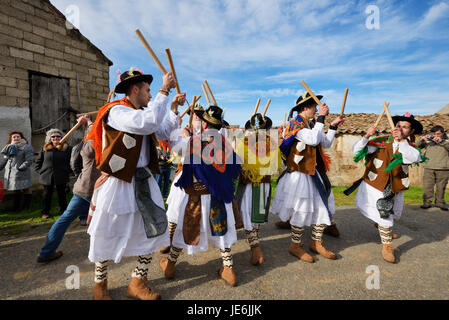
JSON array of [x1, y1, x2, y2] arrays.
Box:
[[353, 146, 368, 163], [385, 153, 403, 171]]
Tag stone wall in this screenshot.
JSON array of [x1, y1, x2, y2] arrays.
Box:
[[0, 0, 111, 154]]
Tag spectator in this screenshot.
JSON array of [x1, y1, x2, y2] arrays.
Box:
[[37, 116, 100, 262], [418, 125, 449, 211], [35, 128, 72, 219], [0, 131, 34, 212], [156, 139, 173, 198]]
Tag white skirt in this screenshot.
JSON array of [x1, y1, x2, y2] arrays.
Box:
[[87, 174, 170, 263], [239, 183, 271, 231], [166, 172, 183, 224], [270, 171, 334, 228], [355, 181, 404, 227], [169, 186, 237, 255]]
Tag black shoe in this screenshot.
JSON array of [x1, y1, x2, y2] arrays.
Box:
[[420, 204, 431, 209], [438, 206, 448, 211], [37, 251, 63, 263]]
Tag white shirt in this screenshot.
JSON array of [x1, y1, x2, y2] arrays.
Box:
[[352, 137, 421, 164], [106, 92, 179, 167]]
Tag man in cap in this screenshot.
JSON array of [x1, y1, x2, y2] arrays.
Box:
[[351, 112, 424, 263], [271, 92, 345, 263], [85, 68, 185, 299], [159, 104, 242, 287]]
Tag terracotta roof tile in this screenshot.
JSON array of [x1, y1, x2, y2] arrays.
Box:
[[325, 113, 449, 135]]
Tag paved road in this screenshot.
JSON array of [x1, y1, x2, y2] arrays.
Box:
[[0, 205, 448, 300]]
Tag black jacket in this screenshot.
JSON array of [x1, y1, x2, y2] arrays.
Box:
[[35, 143, 73, 185]]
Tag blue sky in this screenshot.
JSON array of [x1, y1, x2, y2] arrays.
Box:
[[51, 0, 449, 127]]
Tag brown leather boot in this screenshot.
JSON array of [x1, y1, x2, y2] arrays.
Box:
[[288, 242, 314, 263], [381, 244, 396, 263], [159, 257, 176, 279], [309, 240, 337, 260], [323, 224, 340, 237], [250, 245, 264, 266], [218, 266, 237, 287], [92, 280, 112, 300], [126, 277, 161, 300], [275, 220, 291, 229]]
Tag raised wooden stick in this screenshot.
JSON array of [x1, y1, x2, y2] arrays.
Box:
[[135, 29, 167, 74], [262, 98, 271, 117], [76, 111, 98, 117], [300, 80, 323, 107], [374, 106, 386, 127], [203, 80, 217, 105], [165, 48, 180, 94], [180, 95, 201, 119], [383, 101, 395, 131], [340, 88, 349, 116], [202, 84, 211, 105], [60, 121, 83, 144], [253, 98, 261, 115], [188, 96, 199, 128], [283, 112, 286, 127]]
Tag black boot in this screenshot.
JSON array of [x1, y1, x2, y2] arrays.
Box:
[[22, 193, 32, 211], [13, 192, 23, 212]]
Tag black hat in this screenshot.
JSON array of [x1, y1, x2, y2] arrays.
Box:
[[392, 112, 423, 135], [198, 105, 224, 129], [115, 68, 153, 94], [288, 91, 323, 119], [187, 103, 205, 118], [245, 113, 273, 131]]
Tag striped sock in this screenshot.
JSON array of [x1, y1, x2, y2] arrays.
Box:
[[168, 222, 177, 242], [311, 224, 326, 242], [131, 254, 152, 279], [94, 260, 110, 283], [291, 225, 304, 244], [378, 225, 393, 244], [220, 248, 234, 268], [245, 228, 260, 248], [168, 246, 183, 264]]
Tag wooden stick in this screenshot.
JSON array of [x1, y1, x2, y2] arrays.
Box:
[[135, 29, 167, 74], [202, 84, 211, 105], [383, 102, 395, 131], [340, 88, 349, 116], [189, 96, 198, 128], [60, 121, 83, 144], [300, 80, 322, 107], [77, 111, 98, 117], [203, 80, 217, 105], [374, 106, 386, 127], [165, 48, 180, 94], [253, 98, 261, 115], [283, 112, 286, 127], [262, 98, 271, 117], [180, 95, 201, 119]]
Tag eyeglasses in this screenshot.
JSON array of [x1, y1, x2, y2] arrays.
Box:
[[51, 136, 61, 139]]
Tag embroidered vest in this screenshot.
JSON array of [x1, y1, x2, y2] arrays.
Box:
[[285, 119, 327, 176], [363, 141, 410, 193], [97, 105, 160, 183]]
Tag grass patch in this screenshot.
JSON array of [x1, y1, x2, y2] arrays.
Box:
[[0, 191, 72, 236]]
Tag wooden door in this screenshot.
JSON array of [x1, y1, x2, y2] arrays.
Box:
[[30, 73, 70, 134]]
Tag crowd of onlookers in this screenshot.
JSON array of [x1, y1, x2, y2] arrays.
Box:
[[0, 124, 448, 218]]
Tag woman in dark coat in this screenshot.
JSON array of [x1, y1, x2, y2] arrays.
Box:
[[0, 131, 34, 211], [35, 128, 72, 219]]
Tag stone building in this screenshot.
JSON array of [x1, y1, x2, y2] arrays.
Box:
[[0, 0, 112, 160]]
